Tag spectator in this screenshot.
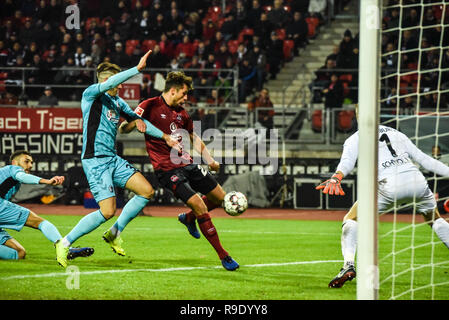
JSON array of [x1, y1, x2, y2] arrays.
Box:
[[238, 57, 256, 102], [248, 88, 275, 130], [6, 42, 24, 66], [265, 31, 284, 79], [149, 44, 170, 69], [337, 29, 356, 69], [215, 43, 232, 67], [247, 0, 264, 29], [90, 44, 103, 67], [25, 54, 45, 99], [159, 33, 175, 60], [267, 0, 290, 29], [184, 12, 202, 40], [326, 45, 340, 63], [38, 86, 58, 107], [149, 13, 167, 41], [23, 42, 39, 66], [399, 96, 415, 115], [78, 56, 95, 85], [381, 42, 398, 74], [247, 45, 267, 91], [286, 11, 309, 54], [19, 18, 36, 47], [74, 46, 87, 67], [220, 14, 239, 42], [166, 8, 184, 37], [209, 31, 226, 54], [35, 23, 55, 49], [235, 43, 248, 64], [203, 19, 218, 43], [148, 0, 164, 22], [137, 10, 151, 40], [55, 44, 72, 67], [322, 73, 344, 109], [110, 42, 131, 67], [0, 92, 18, 105], [194, 40, 209, 64], [234, 0, 248, 30], [215, 56, 235, 98], [0, 40, 9, 66], [140, 76, 161, 101], [117, 12, 133, 41], [254, 12, 275, 48]]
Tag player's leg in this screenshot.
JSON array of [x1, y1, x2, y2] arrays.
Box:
[[107, 171, 154, 239], [0, 229, 25, 260], [417, 188, 449, 249], [25, 211, 62, 243], [62, 158, 115, 251], [329, 201, 358, 288], [182, 184, 225, 223]]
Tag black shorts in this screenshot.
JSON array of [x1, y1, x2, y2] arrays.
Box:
[[155, 164, 218, 203]]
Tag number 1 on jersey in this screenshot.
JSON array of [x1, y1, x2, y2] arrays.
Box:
[[379, 133, 398, 157]]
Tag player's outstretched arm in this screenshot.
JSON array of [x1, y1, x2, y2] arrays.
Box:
[[98, 49, 152, 94], [316, 171, 345, 196], [14, 171, 65, 186]]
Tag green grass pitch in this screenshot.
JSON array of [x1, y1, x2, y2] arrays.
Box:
[[0, 214, 448, 300]]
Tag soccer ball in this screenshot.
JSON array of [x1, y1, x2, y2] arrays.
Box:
[[223, 191, 248, 216]]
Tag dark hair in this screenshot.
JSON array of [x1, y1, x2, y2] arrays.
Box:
[[163, 71, 193, 92], [10, 150, 31, 163]]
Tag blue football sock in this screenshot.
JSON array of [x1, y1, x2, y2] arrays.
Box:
[[65, 210, 107, 245], [113, 195, 149, 234], [38, 220, 62, 243], [0, 244, 19, 260]]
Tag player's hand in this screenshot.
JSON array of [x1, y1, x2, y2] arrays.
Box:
[[47, 176, 65, 186], [163, 134, 182, 152], [316, 172, 345, 196], [135, 119, 146, 133], [208, 160, 220, 172], [137, 49, 152, 72]]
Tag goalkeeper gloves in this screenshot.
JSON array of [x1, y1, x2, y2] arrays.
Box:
[[316, 172, 345, 196]]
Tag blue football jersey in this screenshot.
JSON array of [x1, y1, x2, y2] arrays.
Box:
[[0, 165, 24, 201]]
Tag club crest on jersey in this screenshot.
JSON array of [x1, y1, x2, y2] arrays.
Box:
[[170, 175, 179, 182], [176, 115, 182, 121], [107, 110, 119, 123], [161, 114, 167, 119], [170, 122, 177, 132], [134, 106, 144, 117]]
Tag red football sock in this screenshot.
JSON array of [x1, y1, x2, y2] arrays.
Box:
[[185, 196, 220, 222], [197, 213, 228, 260]]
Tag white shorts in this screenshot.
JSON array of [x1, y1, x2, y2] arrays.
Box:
[[378, 170, 436, 214]]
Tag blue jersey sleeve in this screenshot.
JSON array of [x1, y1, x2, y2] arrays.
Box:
[[82, 67, 140, 101], [14, 170, 42, 184]]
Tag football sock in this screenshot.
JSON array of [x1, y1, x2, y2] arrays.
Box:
[[432, 218, 449, 249], [38, 220, 62, 243], [0, 245, 18, 260], [64, 210, 107, 246], [341, 219, 357, 267], [197, 213, 228, 260], [186, 196, 220, 223], [111, 195, 149, 237]]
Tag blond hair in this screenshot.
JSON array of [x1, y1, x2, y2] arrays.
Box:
[[97, 62, 121, 82]]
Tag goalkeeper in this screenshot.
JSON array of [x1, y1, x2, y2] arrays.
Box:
[[317, 122, 449, 288]]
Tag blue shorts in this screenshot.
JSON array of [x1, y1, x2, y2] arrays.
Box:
[[0, 229, 12, 245], [0, 198, 30, 244], [82, 155, 138, 202]]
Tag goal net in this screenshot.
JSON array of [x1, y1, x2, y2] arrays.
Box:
[[377, 0, 449, 300]]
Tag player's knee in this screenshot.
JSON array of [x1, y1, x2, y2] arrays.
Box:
[[101, 208, 116, 220], [142, 187, 154, 200]]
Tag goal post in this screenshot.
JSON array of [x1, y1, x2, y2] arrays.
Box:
[[357, 0, 381, 300]]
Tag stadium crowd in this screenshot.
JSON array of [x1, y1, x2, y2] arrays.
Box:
[[310, 0, 449, 115], [0, 0, 336, 105]]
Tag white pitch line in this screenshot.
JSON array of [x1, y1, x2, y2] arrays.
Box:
[[0, 260, 342, 281]]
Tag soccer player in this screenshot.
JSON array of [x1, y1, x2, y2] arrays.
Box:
[[317, 124, 449, 288], [59, 50, 180, 267], [118, 71, 239, 271], [0, 150, 94, 267]]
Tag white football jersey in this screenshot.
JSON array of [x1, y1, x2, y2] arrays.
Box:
[[336, 125, 449, 181]]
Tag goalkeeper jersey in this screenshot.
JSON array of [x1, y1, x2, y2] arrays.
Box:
[[336, 125, 449, 181]]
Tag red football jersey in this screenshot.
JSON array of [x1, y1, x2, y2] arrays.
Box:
[[135, 96, 194, 171]]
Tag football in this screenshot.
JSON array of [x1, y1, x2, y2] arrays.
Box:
[[223, 191, 248, 216]]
